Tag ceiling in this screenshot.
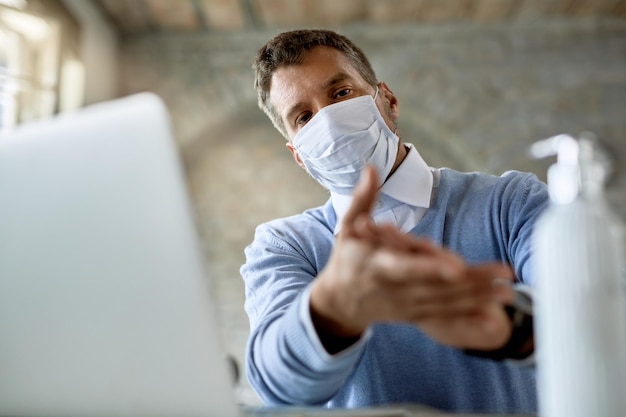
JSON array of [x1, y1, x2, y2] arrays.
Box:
[[95, 0, 626, 36]]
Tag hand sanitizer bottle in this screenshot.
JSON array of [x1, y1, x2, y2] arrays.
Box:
[[531, 134, 626, 417]]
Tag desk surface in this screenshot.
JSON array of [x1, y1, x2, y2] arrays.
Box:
[[241, 404, 536, 417]]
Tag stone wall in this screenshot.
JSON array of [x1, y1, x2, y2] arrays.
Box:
[[119, 18, 626, 404]]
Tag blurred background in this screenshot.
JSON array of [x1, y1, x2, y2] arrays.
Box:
[[1, 0, 625, 405]]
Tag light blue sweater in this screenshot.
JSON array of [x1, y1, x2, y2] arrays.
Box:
[[241, 168, 549, 414]]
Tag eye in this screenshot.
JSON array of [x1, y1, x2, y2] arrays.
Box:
[[295, 112, 312, 126], [334, 88, 352, 99]]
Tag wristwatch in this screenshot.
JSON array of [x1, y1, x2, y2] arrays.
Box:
[[465, 286, 534, 363]]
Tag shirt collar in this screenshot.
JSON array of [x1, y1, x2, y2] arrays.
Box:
[[331, 143, 434, 233]]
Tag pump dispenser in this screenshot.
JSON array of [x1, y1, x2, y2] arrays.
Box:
[[531, 134, 626, 417]]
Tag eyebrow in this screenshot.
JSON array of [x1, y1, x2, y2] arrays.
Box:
[[284, 72, 354, 125]]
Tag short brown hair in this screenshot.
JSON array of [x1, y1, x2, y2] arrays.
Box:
[[253, 29, 378, 138]]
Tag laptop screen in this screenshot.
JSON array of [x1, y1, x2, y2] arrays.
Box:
[[0, 93, 240, 417]]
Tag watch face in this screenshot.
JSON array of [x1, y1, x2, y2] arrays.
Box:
[[512, 286, 533, 315]]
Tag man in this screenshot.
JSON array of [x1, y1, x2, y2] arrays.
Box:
[[241, 29, 548, 414]]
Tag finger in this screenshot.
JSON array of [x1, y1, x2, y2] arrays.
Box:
[[466, 263, 515, 281], [429, 247, 468, 282], [372, 248, 465, 285], [416, 306, 512, 350], [353, 214, 382, 245], [350, 219, 439, 255], [465, 264, 515, 303], [393, 277, 506, 320], [341, 165, 379, 237], [366, 256, 513, 317], [372, 240, 467, 282], [409, 263, 515, 308], [407, 301, 502, 326]]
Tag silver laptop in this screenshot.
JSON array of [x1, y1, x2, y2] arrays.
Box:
[[0, 93, 240, 417]]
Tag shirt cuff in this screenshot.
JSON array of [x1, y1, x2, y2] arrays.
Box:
[[298, 284, 372, 362]]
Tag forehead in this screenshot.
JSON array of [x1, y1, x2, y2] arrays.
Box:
[[268, 46, 365, 115]]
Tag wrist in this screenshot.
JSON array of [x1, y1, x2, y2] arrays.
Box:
[[465, 287, 534, 362], [309, 281, 365, 353]]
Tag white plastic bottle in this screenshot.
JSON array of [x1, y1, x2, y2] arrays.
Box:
[[532, 134, 626, 417]]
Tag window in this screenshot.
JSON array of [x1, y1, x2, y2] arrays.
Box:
[[0, 0, 83, 131]]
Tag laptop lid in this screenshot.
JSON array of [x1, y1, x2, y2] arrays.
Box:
[[0, 93, 240, 417]]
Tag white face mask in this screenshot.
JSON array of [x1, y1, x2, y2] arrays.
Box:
[[292, 88, 399, 195]]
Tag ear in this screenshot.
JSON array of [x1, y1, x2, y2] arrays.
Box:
[[378, 81, 399, 120], [286, 141, 306, 170]]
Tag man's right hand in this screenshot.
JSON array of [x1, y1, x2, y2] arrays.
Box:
[[309, 166, 515, 354]]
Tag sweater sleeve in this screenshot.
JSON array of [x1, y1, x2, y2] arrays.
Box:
[[240, 221, 367, 405], [499, 172, 550, 286]]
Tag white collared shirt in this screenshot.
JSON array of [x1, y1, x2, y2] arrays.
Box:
[[332, 143, 439, 235]]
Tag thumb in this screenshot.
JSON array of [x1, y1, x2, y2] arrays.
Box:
[[341, 165, 379, 234]]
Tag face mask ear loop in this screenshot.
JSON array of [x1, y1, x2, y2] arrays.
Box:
[[373, 85, 379, 101]]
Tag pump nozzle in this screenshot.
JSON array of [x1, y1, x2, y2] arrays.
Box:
[[530, 134, 580, 204], [529, 132, 612, 204], [528, 134, 579, 163]]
